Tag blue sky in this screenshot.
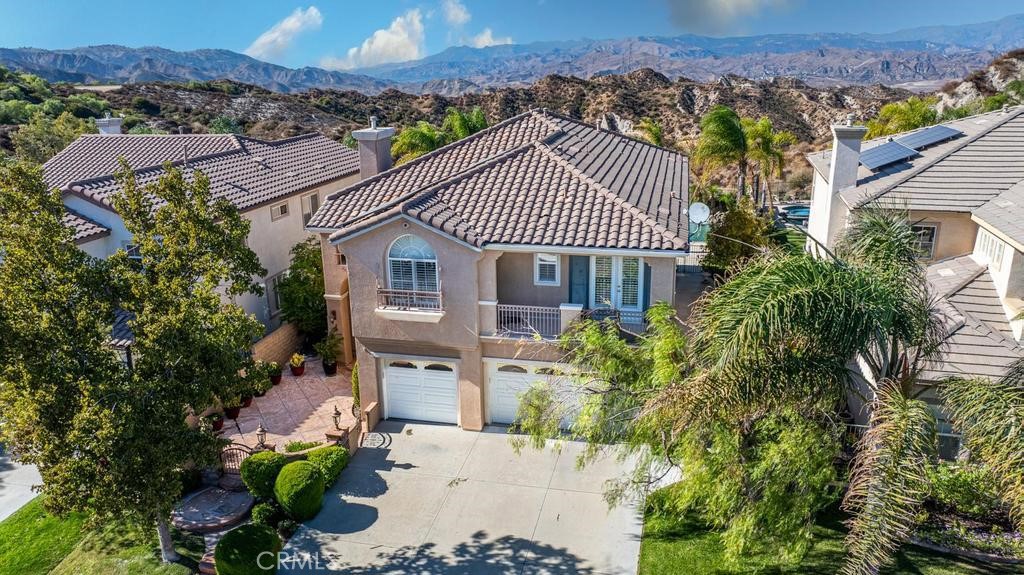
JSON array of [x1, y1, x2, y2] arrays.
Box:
[[1, 0, 1023, 70]]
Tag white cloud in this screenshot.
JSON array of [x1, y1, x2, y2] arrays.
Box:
[[244, 6, 323, 61], [469, 28, 513, 48], [666, 0, 789, 34], [442, 0, 471, 26], [320, 9, 425, 70]]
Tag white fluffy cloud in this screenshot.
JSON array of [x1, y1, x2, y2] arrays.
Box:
[[469, 27, 513, 48], [244, 6, 323, 61], [442, 0, 471, 26], [666, 0, 789, 34], [320, 9, 425, 70]]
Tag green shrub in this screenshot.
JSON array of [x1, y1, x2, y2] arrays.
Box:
[[274, 461, 325, 521], [240, 451, 287, 500], [276, 519, 299, 539], [251, 501, 284, 528], [351, 361, 360, 408], [214, 524, 282, 575], [926, 462, 1002, 519], [283, 440, 321, 453], [307, 445, 350, 486]]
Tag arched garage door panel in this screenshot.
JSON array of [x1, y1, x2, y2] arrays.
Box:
[[385, 360, 458, 424], [486, 361, 581, 427]]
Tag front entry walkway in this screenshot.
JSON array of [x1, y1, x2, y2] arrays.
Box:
[[284, 421, 643, 574]]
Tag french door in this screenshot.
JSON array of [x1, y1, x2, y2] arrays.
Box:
[[589, 256, 642, 310]]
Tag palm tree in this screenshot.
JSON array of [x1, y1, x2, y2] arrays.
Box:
[[865, 96, 938, 138], [442, 106, 488, 140], [684, 210, 1024, 574], [635, 117, 664, 147], [743, 117, 797, 213], [694, 105, 749, 201], [391, 121, 449, 165]]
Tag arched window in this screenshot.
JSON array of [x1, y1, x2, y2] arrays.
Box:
[[497, 364, 528, 374], [388, 235, 438, 292]]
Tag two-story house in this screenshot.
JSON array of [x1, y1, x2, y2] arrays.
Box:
[[805, 108, 1024, 451], [307, 110, 691, 432], [44, 118, 360, 332]]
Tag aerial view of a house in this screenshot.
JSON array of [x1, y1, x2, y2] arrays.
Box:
[[3, 3, 1024, 575]]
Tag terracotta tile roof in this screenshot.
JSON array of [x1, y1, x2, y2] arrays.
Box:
[[922, 256, 1023, 383], [62, 208, 109, 243], [110, 309, 134, 349], [309, 110, 689, 251], [45, 133, 359, 213], [44, 134, 242, 189]]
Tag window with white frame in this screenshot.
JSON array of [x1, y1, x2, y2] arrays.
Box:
[[267, 271, 288, 316], [387, 235, 438, 292], [270, 201, 289, 221], [911, 224, 938, 259], [976, 228, 1007, 272], [123, 242, 142, 261], [534, 253, 560, 286], [301, 192, 320, 226]]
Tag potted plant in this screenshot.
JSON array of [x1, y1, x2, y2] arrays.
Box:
[[206, 412, 225, 432], [289, 353, 306, 377], [269, 362, 282, 386], [314, 331, 343, 376], [253, 376, 272, 398], [224, 398, 242, 420]]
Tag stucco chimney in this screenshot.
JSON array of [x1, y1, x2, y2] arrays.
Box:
[[351, 116, 396, 180], [96, 113, 122, 135], [828, 114, 866, 194]]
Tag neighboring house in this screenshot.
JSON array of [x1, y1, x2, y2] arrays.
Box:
[[806, 108, 1024, 453], [307, 109, 691, 432], [43, 118, 360, 335]]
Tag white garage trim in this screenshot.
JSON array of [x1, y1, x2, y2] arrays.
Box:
[[381, 358, 459, 425]]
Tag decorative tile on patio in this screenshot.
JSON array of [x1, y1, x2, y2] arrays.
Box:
[[221, 363, 358, 450]]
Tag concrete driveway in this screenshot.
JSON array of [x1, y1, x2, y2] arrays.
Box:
[[0, 448, 41, 521], [284, 420, 643, 574]]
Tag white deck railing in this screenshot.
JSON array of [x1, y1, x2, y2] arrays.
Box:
[[496, 304, 561, 337]]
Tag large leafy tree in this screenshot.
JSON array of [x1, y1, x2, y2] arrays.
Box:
[[693, 105, 749, 201], [278, 237, 328, 344], [742, 116, 796, 213], [701, 197, 774, 273], [517, 210, 1024, 573], [13, 111, 96, 164], [865, 96, 938, 138]]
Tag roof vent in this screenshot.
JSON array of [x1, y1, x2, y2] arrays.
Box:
[[370, 115, 378, 129]]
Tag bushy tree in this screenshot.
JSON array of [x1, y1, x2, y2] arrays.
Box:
[[63, 92, 110, 118], [635, 117, 664, 146], [13, 111, 96, 164], [702, 197, 774, 273], [277, 237, 327, 343], [865, 96, 938, 138], [209, 115, 242, 134]]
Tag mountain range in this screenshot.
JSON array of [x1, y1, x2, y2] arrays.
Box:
[[1, 15, 1023, 95]]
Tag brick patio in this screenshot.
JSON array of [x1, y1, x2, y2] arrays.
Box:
[[221, 362, 358, 450]]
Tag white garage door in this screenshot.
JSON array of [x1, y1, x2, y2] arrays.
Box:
[[384, 359, 458, 424], [487, 361, 581, 427]]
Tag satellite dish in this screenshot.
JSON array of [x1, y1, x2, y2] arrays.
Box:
[[688, 202, 711, 224]]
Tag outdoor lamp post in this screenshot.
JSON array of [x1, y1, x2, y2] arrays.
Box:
[[256, 423, 267, 449], [332, 405, 342, 430]]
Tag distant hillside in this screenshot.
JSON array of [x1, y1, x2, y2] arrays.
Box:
[[2, 15, 1024, 94]]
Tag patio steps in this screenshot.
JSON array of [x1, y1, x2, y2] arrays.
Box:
[[199, 551, 216, 575]]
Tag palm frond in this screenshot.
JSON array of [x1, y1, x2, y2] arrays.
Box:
[[842, 379, 936, 575], [941, 373, 1024, 528]]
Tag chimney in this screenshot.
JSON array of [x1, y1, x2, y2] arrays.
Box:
[[96, 113, 122, 135], [351, 116, 396, 180], [828, 113, 866, 194]]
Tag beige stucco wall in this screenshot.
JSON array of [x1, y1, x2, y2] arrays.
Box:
[[647, 256, 676, 307], [910, 210, 977, 262], [496, 252, 569, 306]]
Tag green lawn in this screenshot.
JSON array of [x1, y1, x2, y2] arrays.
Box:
[[0, 497, 204, 575], [640, 507, 1023, 575]]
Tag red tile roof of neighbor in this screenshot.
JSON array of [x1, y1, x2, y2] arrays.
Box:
[[43, 132, 360, 241], [62, 208, 109, 244], [309, 110, 690, 252]]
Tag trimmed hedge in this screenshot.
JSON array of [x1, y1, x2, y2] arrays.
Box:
[[251, 501, 284, 528], [274, 461, 325, 521], [307, 445, 350, 487], [214, 524, 282, 575], [241, 451, 287, 500]]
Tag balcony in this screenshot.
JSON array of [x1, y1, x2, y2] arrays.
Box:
[[375, 288, 444, 323], [496, 304, 561, 338], [487, 303, 646, 339]]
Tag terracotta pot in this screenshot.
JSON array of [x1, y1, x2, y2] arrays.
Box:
[[241, 396, 253, 408], [323, 361, 338, 376], [255, 388, 267, 398], [224, 406, 241, 420], [211, 418, 224, 432], [290, 364, 305, 377], [270, 374, 282, 386]]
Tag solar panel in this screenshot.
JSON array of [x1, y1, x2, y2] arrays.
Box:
[[895, 124, 963, 150], [860, 141, 918, 170]]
